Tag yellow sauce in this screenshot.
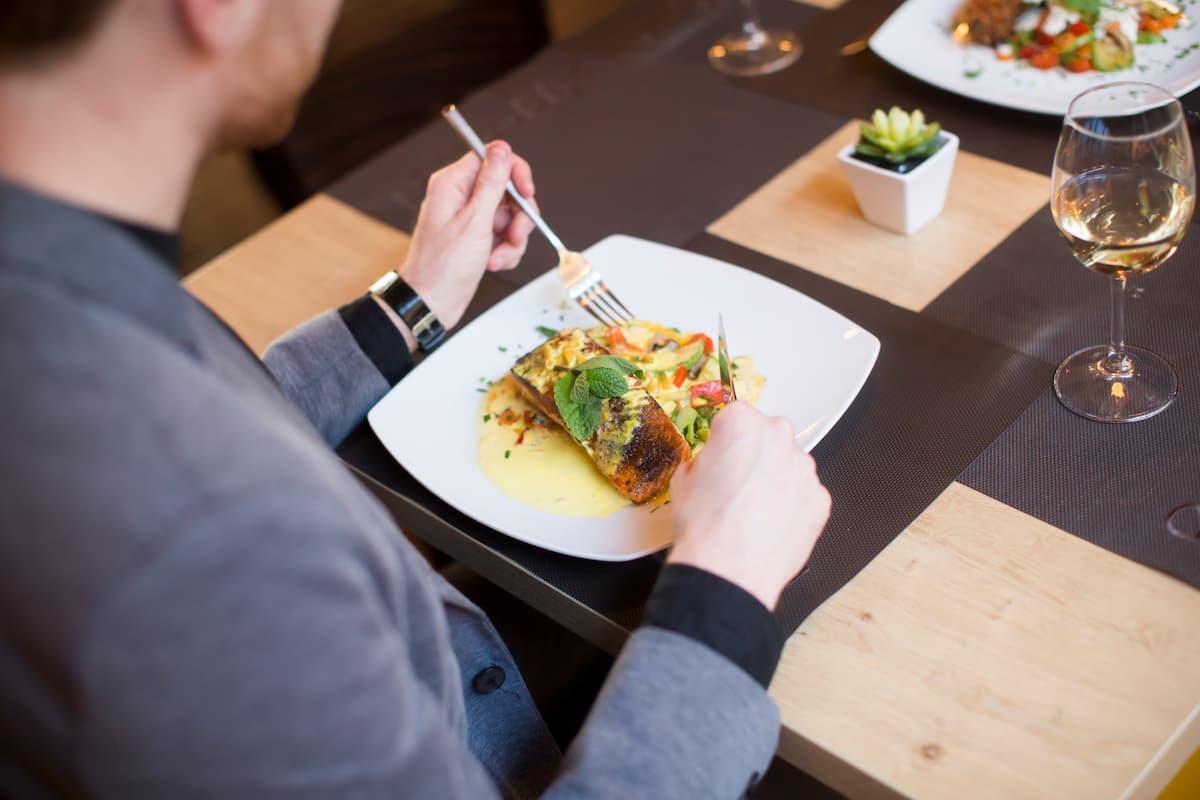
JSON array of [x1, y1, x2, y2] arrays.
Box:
[[477, 322, 764, 518], [478, 377, 631, 518]]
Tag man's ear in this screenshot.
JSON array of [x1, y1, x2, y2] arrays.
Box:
[[176, 0, 260, 53]]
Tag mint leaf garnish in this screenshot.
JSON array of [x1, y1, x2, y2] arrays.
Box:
[[577, 355, 644, 379], [586, 367, 630, 398], [554, 374, 602, 442], [553, 355, 640, 443], [536, 325, 558, 338], [570, 372, 592, 405], [554, 373, 574, 412]]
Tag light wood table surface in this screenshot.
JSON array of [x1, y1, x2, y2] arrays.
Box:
[[185, 188, 1200, 800]]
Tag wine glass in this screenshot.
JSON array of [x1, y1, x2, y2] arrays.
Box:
[[707, 0, 801, 77], [1050, 83, 1195, 423]]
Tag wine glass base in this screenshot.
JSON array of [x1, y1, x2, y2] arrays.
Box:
[[707, 28, 801, 77], [1053, 344, 1178, 423]]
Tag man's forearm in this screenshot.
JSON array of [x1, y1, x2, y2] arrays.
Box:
[[262, 296, 412, 446]]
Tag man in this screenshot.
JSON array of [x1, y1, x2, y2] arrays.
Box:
[[0, 1, 831, 798]]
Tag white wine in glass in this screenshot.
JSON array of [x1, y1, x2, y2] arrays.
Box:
[[708, 0, 801, 77], [1050, 83, 1195, 422]]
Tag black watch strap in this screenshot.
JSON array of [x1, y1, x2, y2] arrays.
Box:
[[369, 271, 447, 354]]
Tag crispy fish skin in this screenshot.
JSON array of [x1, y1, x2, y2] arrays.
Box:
[[510, 329, 691, 503]]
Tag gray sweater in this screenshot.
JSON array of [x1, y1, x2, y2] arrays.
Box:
[[0, 180, 780, 799]]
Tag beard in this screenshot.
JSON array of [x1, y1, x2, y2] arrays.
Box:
[[214, 89, 303, 151]]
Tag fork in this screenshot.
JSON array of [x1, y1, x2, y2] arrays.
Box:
[[440, 105, 636, 327]]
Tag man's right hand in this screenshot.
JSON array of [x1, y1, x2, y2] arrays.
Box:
[[666, 402, 831, 611]]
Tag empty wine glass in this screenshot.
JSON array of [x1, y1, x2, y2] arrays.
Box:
[[707, 0, 801, 77], [1050, 83, 1195, 422]]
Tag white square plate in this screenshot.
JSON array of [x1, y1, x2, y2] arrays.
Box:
[[368, 235, 879, 561], [870, 0, 1200, 116]]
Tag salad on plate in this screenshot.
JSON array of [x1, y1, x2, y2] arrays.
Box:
[[952, 0, 1188, 73]]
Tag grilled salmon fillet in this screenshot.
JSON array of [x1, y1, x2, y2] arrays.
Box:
[[510, 329, 691, 503]]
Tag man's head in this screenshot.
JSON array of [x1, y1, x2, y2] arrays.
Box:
[[0, 0, 342, 150]]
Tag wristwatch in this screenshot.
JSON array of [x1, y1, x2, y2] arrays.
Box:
[[368, 270, 447, 354]]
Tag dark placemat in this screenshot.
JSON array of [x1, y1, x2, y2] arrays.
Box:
[[327, 22, 837, 289], [686, 234, 1053, 633], [926, 209, 1200, 588], [339, 236, 1052, 644]]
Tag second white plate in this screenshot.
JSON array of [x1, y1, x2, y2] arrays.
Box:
[[870, 0, 1200, 116]]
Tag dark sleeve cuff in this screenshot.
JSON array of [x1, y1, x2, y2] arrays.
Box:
[[642, 564, 784, 689], [337, 295, 414, 386]]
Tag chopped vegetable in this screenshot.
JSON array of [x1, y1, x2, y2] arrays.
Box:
[[689, 381, 727, 407], [1093, 30, 1134, 71], [968, 0, 1181, 75], [684, 333, 714, 355], [1064, 52, 1093, 71], [672, 365, 689, 388], [1030, 48, 1061, 69], [672, 405, 713, 447]]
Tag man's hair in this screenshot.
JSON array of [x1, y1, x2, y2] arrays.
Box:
[[0, 0, 117, 62]]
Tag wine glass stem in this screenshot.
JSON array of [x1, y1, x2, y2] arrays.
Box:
[[1104, 277, 1134, 377], [740, 0, 765, 34]]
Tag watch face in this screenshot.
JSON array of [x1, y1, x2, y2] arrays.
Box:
[[368, 270, 400, 296]]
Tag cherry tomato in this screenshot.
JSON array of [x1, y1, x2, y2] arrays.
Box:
[[1035, 31, 1056, 46], [1064, 55, 1092, 73], [1068, 21, 1091, 36], [1052, 32, 1076, 52], [1029, 49, 1060, 70], [1019, 45, 1040, 59]]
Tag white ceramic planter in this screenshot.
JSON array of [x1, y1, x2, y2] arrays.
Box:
[[837, 130, 959, 235]]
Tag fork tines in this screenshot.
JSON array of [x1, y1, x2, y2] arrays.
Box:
[[575, 278, 635, 328]]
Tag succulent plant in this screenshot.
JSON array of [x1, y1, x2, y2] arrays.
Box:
[[855, 107, 942, 164]]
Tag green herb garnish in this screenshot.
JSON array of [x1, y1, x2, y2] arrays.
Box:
[[536, 325, 558, 338], [483, 414, 491, 423], [552, 356, 643, 442], [1060, 0, 1101, 14], [504, 450, 511, 459]]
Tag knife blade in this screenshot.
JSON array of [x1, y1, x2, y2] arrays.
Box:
[[717, 313, 737, 403]]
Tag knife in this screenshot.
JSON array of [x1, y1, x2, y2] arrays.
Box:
[[717, 313, 738, 403]]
